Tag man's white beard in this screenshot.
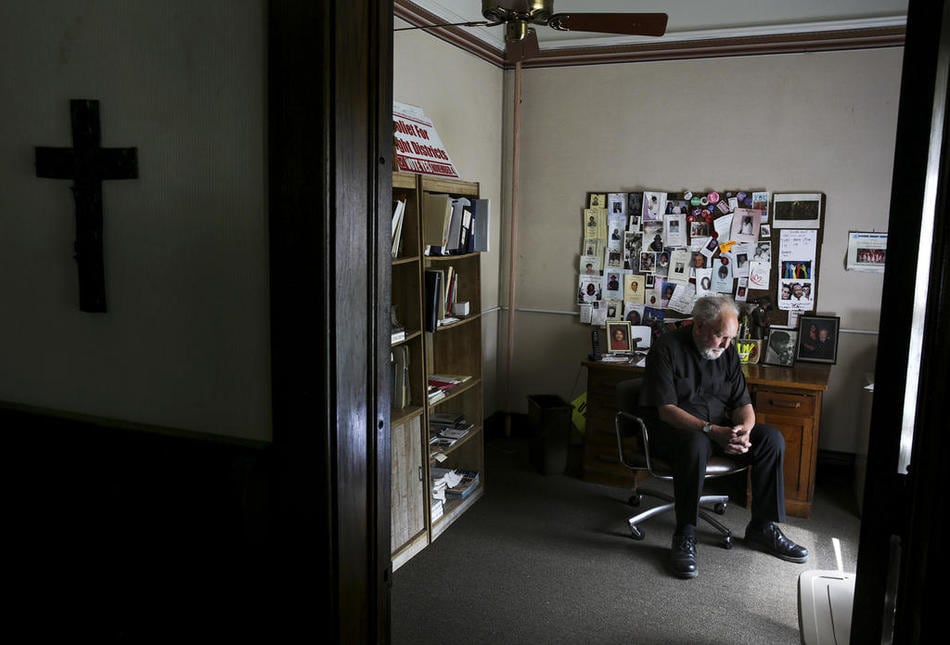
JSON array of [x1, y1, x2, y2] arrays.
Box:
[[700, 347, 724, 360]]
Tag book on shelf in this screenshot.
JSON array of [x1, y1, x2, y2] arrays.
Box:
[[469, 198, 491, 252], [430, 499, 444, 522], [429, 435, 457, 449], [423, 269, 442, 332], [429, 411, 474, 435], [427, 385, 446, 404], [391, 345, 410, 409], [438, 427, 470, 440], [446, 197, 469, 254], [427, 374, 472, 391], [391, 196, 407, 258], [459, 205, 472, 253], [445, 469, 480, 499], [430, 411, 466, 425], [422, 193, 453, 255]]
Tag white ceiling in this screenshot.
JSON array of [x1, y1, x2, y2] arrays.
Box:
[[408, 0, 908, 52]]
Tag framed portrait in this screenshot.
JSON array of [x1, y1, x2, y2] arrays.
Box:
[[606, 321, 633, 354], [763, 328, 798, 367], [796, 315, 840, 364]]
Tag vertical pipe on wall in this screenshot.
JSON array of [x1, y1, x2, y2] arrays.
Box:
[[505, 60, 523, 427]]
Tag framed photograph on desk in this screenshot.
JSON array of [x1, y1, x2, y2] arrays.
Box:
[[796, 314, 840, 364], [606, 321, 632, 354], [764, 328, 797, 367]]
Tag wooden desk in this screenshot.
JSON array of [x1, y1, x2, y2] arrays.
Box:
[[582, 360, 831, 518]]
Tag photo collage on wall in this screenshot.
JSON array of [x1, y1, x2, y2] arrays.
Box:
[[577, 189, 830, 363]]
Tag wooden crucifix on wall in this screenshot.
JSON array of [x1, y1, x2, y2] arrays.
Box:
[[35, 99, 139, 313]]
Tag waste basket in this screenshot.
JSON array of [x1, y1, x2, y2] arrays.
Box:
[[527, 394, 573, 475]]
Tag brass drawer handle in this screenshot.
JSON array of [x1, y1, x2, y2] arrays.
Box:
[[768, 399, 801, 409]]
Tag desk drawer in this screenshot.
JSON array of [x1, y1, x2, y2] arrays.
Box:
[[754, 389, 816, 417]]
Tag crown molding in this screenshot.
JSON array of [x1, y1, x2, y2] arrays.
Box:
[[394, 1, 905, 69]]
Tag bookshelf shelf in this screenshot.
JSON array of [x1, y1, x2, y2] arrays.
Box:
[[390, 172, 485, 571]]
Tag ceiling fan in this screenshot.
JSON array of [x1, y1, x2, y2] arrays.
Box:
[[397, 1, 669, 63]]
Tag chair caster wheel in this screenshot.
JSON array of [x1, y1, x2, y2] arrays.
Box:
[[628, 494, 642, 507], [722, 535, 733, 549], [630, 525, 645, 540], [714, 502, 727, 515]]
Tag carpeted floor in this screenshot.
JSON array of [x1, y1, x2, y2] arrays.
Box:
[[391, 427, 861, 645]]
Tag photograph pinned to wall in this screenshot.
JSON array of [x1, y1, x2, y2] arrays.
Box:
[[796, 314, 840, 364], [668, 248, 691, 283], [695, 267, 713, 296], [779, 279, 814, 308], [763, 328, 798, 367], [730, 207, 762, 242], [777, 229, 818, 311], [772, 192, 823, 229], [711, 257, 733, 293], [588, 193, 606, 209], [752, 240, 772, 264], [607, 192, 626, 215], [627, 192, 643, 223], [622, 231, 642, 270], [582, 238, 604, 262], [760, 224, 771, 238], [733, 243, 751, 277], [604, 299, 622, 322], [604, 271, 622, 299], [735, 277, 749, 303], [638, 251, 656, 273], [664, 212, 687, 247], [846, 231, 887, 272], [752, 191, 770, 219], [606, 320, 633, 354], [623, 302, 645, 325], [748, 261, 770, 290], [689, 220, 711, 239], [590, 300, 608, 327], [578, 276, 602, 304], [667, 281, 696, 314], [665, 194, 690, 216], [642, 191, 667, 222], [655, 250, 671, 278], [644, 224, 665, 252], [607, 212, 626, 246], [644, 274, 656, 289], [584, 208, 607, 239], [579, 254, 601, 276], [605, 247, 624, 269], [623, 274, 645, 304]]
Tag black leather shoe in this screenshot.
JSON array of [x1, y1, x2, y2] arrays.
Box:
[[670, 534, 698, 579], [745, 522, 809, 563]]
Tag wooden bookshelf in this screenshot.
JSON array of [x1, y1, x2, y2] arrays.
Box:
[[390, 172, 485, 571]]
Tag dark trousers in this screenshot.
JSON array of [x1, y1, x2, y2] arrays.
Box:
[[648, 420, 787, 529]]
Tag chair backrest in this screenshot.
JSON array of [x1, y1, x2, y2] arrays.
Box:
[[616, 378, 644, 417]]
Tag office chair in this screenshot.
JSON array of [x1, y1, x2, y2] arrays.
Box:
[[614, 377, 747, 548]]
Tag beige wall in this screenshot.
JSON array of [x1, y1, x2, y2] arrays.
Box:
[[506, 48, 901, 453], [0, 2, 270, 440], [394, 20, 506, 415]]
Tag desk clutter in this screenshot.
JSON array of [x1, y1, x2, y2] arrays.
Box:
[[579, 189, 838, 366]]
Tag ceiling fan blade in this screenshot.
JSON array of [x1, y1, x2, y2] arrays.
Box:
[[548, 12, 669, 37], [506, 27, 540, 63]]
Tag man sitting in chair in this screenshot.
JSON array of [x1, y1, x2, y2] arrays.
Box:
[[639, 294, 808, 579]]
